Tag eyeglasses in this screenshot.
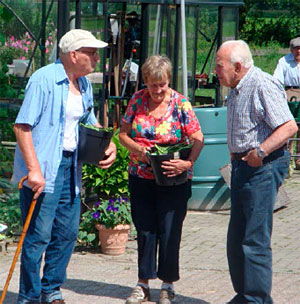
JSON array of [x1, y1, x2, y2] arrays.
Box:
[[75, 49, 99, 57]]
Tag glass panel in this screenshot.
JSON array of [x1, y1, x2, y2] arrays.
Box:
[[220, 7, 239, 102], [145, 4, 220, 104], [222, 7, 238, 42]]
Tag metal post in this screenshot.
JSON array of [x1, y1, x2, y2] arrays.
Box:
[[75, 0, 81, 29], [191, 6, 199, 105], [180, 0, 188, 97], [101, 1, 109, 127], [216, 6, 223, 106], [139, 3, 149, 88], [235, 7, 239, 39], [172, 5, 180, 90], [153, 4, 161, 55], [165, 4, 171, 58], [41, 0, 46, 67], [57, 0, 70, 58]]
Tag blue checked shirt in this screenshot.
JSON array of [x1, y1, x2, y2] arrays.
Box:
[[227, 66, 294, 153], [273, 53, 300, 87], [13, 59, 97, 193]]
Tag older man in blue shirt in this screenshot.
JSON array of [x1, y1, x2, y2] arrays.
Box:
[[13, 29, 116, 304]]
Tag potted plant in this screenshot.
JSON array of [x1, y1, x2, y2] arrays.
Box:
[[77, 124, 114, 165], [80, 197, 132, 255], [78, 130, 132, 253], [147, 142, 192, 186]]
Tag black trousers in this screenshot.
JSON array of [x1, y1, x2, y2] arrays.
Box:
[[129, 175, 191, 282]]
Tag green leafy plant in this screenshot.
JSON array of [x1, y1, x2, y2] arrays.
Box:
[[82, 129, 130, 199], [79, 129, 130, 247], [78, 197, 132, 247], [92, 197, 132, 229], [80, 123, 113, 133], [148, 142, 193, 155], [0, 185, 22, 237], [0, 65, 18, 98]]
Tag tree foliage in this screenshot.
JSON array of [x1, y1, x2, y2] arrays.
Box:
[[239, 0, 300, 46]]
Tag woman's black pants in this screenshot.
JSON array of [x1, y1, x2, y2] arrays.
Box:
[[129, 175, 191, 282]]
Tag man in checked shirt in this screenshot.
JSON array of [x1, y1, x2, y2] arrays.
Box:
[[214, 40, 298, 304]]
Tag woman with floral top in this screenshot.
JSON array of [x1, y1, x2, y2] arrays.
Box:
[[119, 55, 204, 304]]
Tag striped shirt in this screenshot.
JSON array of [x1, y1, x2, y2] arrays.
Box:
[[227, 66, 294, 153]]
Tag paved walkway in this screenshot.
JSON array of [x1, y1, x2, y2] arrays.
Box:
[[1, 172, 300, 304]]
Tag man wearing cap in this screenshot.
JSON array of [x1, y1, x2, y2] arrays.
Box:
[[274, 37, 300, 89], [13, 29, 116, 304], [274, 37, 300, 169]]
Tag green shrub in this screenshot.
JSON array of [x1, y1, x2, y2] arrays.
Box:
[[79, 130, 130, 247], [0, 183, 22, 237], [82, 129, 129, 199]]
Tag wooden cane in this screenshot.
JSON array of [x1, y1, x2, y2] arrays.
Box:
[[0, 176, 37, 304]]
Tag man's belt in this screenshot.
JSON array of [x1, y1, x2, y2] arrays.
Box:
[[232, 151, 248, 160]]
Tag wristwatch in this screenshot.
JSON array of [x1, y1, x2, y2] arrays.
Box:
[[256, 146, 266, 159]]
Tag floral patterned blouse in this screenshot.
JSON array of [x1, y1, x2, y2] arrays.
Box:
[[123, 88, 201, 179]]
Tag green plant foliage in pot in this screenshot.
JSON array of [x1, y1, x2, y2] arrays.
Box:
[[78, 197, 132, 247], [79, 130, 130, 247]]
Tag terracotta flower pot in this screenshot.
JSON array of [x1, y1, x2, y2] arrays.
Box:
[[95, 224, 130, 255]]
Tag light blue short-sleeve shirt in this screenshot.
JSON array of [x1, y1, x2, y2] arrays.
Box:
[[13, 59, 97, 193], [273, 53, 300, 86]]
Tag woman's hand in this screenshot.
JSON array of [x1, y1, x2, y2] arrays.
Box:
[[161, 159, 192, 177], [137, 145, 151, 163]]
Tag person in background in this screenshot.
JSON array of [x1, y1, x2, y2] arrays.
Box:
[[13, 29, 116, 304], [273, 37, 300, 89], [273, 37, 300, 168], [214, 40, 297, 304], [119, 55, 204, 304]]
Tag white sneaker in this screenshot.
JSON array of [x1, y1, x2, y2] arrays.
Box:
[[159, 288, 176, 304], [125, 285, 150, 304]]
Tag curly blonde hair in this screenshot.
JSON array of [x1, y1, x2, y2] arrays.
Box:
[[142, 55, 172, 84]]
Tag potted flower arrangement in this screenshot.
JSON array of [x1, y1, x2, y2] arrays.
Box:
[[79, 197, 132, 255]]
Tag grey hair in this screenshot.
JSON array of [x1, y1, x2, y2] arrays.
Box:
[[142, 55, 172, 84], [220, 40, 254, 69]]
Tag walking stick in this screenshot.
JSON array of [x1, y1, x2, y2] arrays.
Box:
[[0, 176, 37, 304]]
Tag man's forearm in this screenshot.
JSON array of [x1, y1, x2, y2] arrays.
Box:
[[14, 124, 41, 173], [260, 120, 298, 155]]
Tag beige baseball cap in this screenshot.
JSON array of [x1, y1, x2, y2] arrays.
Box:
[[59, 29, 107, 53], [290, 37, 300, 48]]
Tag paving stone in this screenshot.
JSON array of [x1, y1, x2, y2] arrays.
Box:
[[1, 172, 300, 303]]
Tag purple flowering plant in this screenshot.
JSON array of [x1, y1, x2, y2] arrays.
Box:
[[91, 197, 132, 229], [78, 197, 132, 246]]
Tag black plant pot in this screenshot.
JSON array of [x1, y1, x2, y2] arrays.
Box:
[[78, 125, 113, 165], [147, 147, 191, 186]]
